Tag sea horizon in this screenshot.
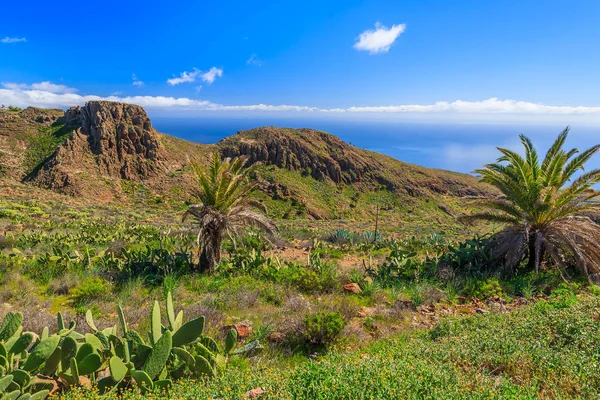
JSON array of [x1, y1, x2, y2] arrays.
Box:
[[150, 116, 600, 174]]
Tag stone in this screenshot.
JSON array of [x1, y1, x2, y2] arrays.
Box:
[[343, 283, 362, 294], [244, 388, 265, 398], [223, 320, 253, 339], [266, 332, 286, 343]]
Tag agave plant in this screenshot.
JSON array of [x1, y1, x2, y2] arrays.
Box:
[[183, 154, 277, 273], [463, 127, 600, 278]]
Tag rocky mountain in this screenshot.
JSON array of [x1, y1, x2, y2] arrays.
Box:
[[219, 126, 488, 198], [0, 101, 492, 218]]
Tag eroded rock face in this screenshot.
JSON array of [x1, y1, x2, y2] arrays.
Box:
[[64, 101, 162, 180], [30, 101, 164, 196], [219, 127, 373, 185]]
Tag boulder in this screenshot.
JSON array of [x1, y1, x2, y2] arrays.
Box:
[[223, 320, 253, 339], [343, 283, 362, 294]]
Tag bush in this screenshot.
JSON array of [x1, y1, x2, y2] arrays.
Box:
[[436, 235, 497, 278], [303, 311, 345, 347], [548, 285, 577, 309], [69, 276, 110, 305], [366, 243, 423, 285], [463, 278, 503, 299]]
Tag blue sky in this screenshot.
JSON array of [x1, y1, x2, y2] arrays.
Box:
[[1, 0, 600, 124]]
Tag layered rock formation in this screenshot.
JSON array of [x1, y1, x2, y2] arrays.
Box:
[[30, 101, 165, 196], [219, 126, 489, 198]]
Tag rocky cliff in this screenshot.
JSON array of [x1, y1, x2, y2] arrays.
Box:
[[219, 126, 489, 199], [28, 102, 166, 196]]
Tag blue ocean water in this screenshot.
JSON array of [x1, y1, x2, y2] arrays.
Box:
[[151, 116, 599, 174]]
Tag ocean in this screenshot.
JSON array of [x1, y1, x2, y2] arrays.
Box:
[[150, 116, 600, 174]]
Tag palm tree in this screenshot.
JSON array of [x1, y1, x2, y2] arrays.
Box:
[[463, 127, 600, 279], [182, 154, 277, 273]]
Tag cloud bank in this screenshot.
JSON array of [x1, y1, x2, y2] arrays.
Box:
[[354, 22, 406, 54], [1, 82, 600, 123]]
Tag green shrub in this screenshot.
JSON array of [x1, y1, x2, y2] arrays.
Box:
[[463, 278, 503, 299], [69, 277, 110, 305], [366, 243, 422, 285], [303, 311, 345, 347], [548, 285, 577, 309]]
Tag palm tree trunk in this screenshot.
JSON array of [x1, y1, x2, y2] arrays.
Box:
[[197, 229, 223, 273], [527, 232, 544, 274]]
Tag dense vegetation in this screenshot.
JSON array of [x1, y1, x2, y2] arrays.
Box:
[[1, 131, 600, 399]]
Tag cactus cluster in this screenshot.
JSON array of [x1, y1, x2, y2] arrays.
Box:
[[0, 292, 261, 398]]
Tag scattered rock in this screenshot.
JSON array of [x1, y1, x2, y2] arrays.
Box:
[[244, 388, 265, 399], [32, 376, 61, 395], [343, 283, 362, 294], [394, 298, 414, 310], [266, 332, 286, 343], [223, 320, 253, 339]]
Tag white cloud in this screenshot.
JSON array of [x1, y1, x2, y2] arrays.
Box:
[[132, 73, 144, 87], [167, 67, 223, 85], [354, 22, 406, 54], [201, 67, 223, 84], [246, 54, 263, 66], [1, 37, 26, 44], [167, 68, 200, 86], [2, 81, 76, 94], [2, 82, 600, 123], [195, 85, 203, 92]]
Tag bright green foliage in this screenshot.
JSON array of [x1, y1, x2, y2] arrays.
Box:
[[85, 310, 97, 332], [183, 154, 277, 272], [172, 316, 204, 348], [143, 331, 172, 379], [78, 354, 102, 375], [131, 370, 153, 391], [0, 291, 259, 398], [0, 313, 23, 342], [193, 355, 215, 377], [8, 333, 32, 356], [0, 375, 13, 392], [466, 128, 600, 276], [166, 292, 176, 331], [303, 312, 345, 347], [117, 305, 128, 335], [109, 356, 128, 381], [23, 335, 60, 372], [224, 329, 237, 354], [151, 301, 162, 344]]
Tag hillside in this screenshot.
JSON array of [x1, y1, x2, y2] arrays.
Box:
[[0, 101, 492, 220]]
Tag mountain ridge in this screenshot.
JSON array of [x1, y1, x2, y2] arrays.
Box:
[[0, 101, 492, 219]]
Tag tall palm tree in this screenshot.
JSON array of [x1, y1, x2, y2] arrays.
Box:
[[182, 153, 277, 273], [463, 127, 600, 279]]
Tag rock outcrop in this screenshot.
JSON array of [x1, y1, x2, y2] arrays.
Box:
[[62, 101, 162, 180], [218, 126, 490, 198], [219, 127, 369, 184], [30, 101, 165, 196]]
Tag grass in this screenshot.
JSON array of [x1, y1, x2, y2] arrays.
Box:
[[0, 181, 597, 399], [59, 294, 600, 399]]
